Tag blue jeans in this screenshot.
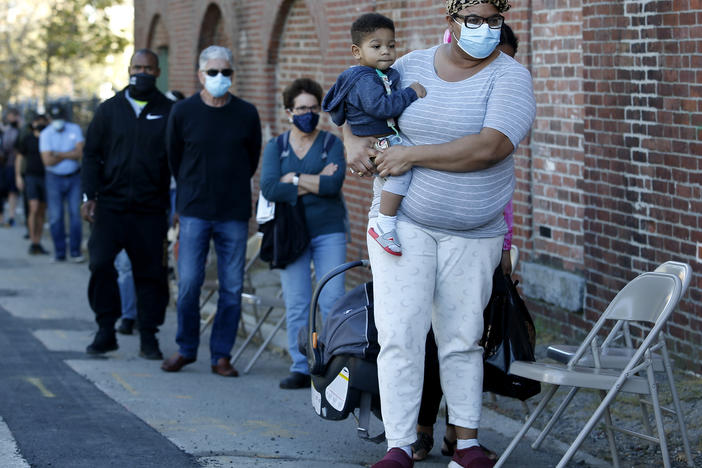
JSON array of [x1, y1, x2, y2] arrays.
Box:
[[176, 216, 247, 365], [45, 171, 82, 259], [115, 250, 137, 320], [280, 232, 347, 374]]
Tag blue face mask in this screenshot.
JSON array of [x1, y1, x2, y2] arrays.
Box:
[[292, 112, 320, 134], [204, 74, 231, 98], [453, 21, 501, 59], [52, 119, 65, 131]]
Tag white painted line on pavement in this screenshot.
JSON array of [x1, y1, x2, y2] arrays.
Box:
[[0, 416, 30, 468]]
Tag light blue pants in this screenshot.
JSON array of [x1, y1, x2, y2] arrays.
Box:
[[115, 250, 137, 320], [279, 232, 347, 375]]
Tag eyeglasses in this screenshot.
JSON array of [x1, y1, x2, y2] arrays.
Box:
[[453, 13, 504, 29], [291, 105, 320, 113], [204, 68, 234, 77]]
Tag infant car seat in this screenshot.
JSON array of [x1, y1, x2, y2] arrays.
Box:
[[301, 260, 384, 443]]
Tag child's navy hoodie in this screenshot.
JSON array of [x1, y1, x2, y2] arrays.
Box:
[[322, 65, 418, 137]]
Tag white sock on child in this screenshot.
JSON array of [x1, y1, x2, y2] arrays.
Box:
[[376, 213, 397, 234], [456, 438, 481, 450]]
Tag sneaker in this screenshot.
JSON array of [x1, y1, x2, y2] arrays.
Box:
[[86, 329, 119, 355], [28, 244, 49, 255], [51, 256, 67, 263], [139, 333, 163, 360], [448, 446, 496, 468], [368, 226, 402, 256], [7, 218, 15, 227], [71, 255, 86, 263], [279, 372, 311, 389], [116, 318, 135, 335], [371, 448, 414, 468]]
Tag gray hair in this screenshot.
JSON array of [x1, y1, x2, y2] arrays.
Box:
[[198, 45, 234, 70]]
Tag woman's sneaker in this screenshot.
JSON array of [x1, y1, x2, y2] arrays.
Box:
[[371, 448, 414, 468], [368, 226, 402, 256]]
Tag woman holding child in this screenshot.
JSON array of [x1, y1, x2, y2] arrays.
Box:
[[343, 1, 535, 467]]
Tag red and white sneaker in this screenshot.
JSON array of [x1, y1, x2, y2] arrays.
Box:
[[449, 446, 496, 468], [368, 226, 402, 256], [371, 447, 414, 468]]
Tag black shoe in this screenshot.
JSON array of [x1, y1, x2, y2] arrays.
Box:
[[116, 318, 135, 335], [86, 329, 118, 355], [139, 333, 163, 360], [279, 372, 311, 389]]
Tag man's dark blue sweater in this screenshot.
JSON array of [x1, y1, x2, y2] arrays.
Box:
[[166, 92, 262, 221], [321, 65, 418, 136]]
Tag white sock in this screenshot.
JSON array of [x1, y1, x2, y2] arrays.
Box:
[[388, 445, 412, 458], [376, 213, 397, 234], [456, 438, 480, 450]]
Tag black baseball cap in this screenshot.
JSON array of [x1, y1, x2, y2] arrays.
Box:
[[48, 105, 67, 120]]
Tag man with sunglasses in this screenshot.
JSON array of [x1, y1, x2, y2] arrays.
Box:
[[81, 48, 173, 360], [164, 45, 261, 377]]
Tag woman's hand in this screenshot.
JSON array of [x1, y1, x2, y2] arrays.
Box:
[[373, 145, 414, 178], [342, 124, 378, 177], [320, 162, 338, 176], [15, 176, 24, 192], [280, 172, 295, 184]]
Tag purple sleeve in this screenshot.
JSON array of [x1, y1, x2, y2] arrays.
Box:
[[502, 199, 513, 250]]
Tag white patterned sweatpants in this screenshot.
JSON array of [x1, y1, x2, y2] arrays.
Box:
[[367, 219, 503, 448]]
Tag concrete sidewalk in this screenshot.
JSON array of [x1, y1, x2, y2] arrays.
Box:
[[0, 223, 598, 467]]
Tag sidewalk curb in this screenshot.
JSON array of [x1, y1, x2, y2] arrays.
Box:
[[481, 407, 610, 467]]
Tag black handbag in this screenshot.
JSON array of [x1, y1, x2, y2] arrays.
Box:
[[258, 199, 309, 269], [481, 268, 541, 400]]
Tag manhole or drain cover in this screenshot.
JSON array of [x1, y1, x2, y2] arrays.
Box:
[[0, 289, 18, 297]]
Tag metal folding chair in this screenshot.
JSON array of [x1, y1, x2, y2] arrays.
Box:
[[495, 271, 688, 468], [540, 262, 693, 466]]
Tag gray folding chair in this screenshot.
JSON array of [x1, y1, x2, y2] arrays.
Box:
[[540, 262, 693, 466], [495, 271, 687, 468]]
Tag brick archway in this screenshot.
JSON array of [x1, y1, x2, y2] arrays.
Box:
[[268, 0, 325, 136], [146, 14, 170, 92]]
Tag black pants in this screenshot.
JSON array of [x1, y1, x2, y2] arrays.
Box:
[[417, 329, 448, 427], [87, 207, 168, 334]]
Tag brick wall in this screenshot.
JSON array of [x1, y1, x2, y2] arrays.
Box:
[[133, 0, 702, 372]]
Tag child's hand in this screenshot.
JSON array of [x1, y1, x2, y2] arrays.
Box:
[[320, 162, 338, 176], [410, 82, 426, 98]]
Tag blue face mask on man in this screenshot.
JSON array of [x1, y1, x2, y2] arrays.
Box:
[[204, 74, 231, 98], [453, 21, 501, 59], [292, 112, 320, 134]]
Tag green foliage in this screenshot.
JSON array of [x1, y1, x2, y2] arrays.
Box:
[[0, 0, 130, 105]]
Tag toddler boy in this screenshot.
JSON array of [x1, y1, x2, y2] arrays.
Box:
[[323, 12, 426, 256]]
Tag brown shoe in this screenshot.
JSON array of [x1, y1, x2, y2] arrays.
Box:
[[211, 357, 239, 377], [161, 352, 196, 372]]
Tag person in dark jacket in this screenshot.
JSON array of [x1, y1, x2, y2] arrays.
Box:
[[162, 45, 261, 377], [81, 48, 173, 359]]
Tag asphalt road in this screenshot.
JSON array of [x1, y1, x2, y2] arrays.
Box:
[[0, 224, 599, 467]]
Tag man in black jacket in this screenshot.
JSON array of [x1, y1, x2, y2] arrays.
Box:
[[162, 45, 261, 377], [81, 49, 173, 359]]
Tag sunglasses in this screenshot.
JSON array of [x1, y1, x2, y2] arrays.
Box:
[[204, 68, 233, 77]]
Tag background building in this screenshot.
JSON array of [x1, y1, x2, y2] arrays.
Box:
[[134, 0, 702, 372]]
